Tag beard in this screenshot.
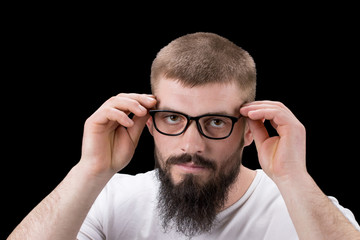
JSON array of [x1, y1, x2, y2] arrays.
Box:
[[155, 142, 243, 238]]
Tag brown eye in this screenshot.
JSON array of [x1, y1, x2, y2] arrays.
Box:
[[164, 114, 182, 124], [210, 119, 225, 127]]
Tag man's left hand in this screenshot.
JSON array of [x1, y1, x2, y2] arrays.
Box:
[[240, 101, 307, 183]]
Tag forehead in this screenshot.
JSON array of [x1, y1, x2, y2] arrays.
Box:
[[154, 78, 245, 116]]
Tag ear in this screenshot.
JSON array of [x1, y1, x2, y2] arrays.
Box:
[[146, 115, 154, 136], [243, 119, 254, 147]]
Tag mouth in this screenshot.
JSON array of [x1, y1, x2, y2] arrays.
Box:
[[174, 162, 208, 174]]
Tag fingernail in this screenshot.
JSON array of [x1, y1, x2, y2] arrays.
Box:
[[147, 97, 156, 103]]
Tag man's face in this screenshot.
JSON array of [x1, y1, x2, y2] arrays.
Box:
[[147, 78, 253, 236], [148, 78, 250, 184]]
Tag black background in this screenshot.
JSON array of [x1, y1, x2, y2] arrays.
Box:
[[3, 4, 359, 238]]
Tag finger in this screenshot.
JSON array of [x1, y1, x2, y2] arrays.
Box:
[[269, 119, 278, 129], [90, 94, 156, 130], [241, 102, 292, 116], [247, 118, 269, 152], [241, 104, 274, 115], [106, 96, 151, 118], [244, 108, 291, 127], [127, 114, 150, 147], [242, 100, 287, 108], [117, 93, 157, 109], [241, 102, 303, 138], [105, 107, 134, 128]]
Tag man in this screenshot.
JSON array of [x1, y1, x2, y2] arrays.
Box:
[[8, 32, 360, 239]]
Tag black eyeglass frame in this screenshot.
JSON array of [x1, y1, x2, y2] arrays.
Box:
[[149, 110, 242, 140]]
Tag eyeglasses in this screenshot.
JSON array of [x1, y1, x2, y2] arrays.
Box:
[[149, 110, 242, 140]]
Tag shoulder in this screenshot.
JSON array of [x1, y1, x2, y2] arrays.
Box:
[[104, 170, 159, 198], [92, 169, 160, 223], [107, 170, 159, 188], [252, 169, 281, 197], [90, 169, 159, 210], [251, 170, 291, 211], [213, 170, 298, 239], [79, 170, 162, 239], [248, 170, 298, 237], [328, 196, 360, 231], [220, 169, 289, 221]]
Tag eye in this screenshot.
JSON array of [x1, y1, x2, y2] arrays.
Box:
[[165, 114, 182, 124], [210, 118, 225, 128]]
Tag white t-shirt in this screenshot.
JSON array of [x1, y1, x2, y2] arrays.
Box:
[[77, 169, 359, 240]]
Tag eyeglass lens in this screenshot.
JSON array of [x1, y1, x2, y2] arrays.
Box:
[[153, 111, 235, 139]]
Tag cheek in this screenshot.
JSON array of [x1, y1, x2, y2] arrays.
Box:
[[217, 126, 244, 151], [210, 140, 240, 163], [153, 132, 167, 149], [153, 133, 176, 160], [153, 124, 245, 165]]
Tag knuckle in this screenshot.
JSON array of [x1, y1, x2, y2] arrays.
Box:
[[298, 122, 306, 133], [84, 117, 92, 128], [274, 101, 285, 108], [106, 96, 119, 104], [294, 121, 306, 133]]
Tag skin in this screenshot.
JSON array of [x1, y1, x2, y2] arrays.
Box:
[[240, 101, 360, 239], [8, 78, 360, 239], [148, 80, 254, 186]]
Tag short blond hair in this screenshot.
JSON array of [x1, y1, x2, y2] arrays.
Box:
[[150, 32, 257, 101]]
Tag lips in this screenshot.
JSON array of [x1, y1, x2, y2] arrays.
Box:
[[175, 162, 207, 173], [179, 162, 205, 168]]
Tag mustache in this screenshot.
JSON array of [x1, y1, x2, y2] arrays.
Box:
[[166, 153, 217, 171]]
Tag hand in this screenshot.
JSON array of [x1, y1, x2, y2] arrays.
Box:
[[80, 93, 157, 177], [240, 101, 306, 182]]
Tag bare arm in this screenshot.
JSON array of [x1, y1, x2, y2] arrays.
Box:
[[276, 171, 359, 239], [7, 163, 109, 240], [7, 94, 157, 240], [240, 101, 360, 240]]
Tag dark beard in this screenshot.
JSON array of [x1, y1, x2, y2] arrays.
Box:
[[155, 148, 242, 238]]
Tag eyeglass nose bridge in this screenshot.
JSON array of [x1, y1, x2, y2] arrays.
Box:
[[182, 116, 205, 136]]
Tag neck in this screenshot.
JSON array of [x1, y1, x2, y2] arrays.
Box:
[[221, 165, 256, 211]]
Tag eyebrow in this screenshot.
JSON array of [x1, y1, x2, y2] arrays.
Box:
[[156, 106, 239, 117]]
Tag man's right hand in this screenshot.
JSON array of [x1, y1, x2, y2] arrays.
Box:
[[7, 94, 157, 240], [80, 93, 157, 178]]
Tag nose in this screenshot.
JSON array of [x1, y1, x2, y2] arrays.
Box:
[[180, 121, 206, 155]]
